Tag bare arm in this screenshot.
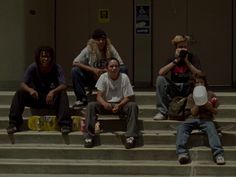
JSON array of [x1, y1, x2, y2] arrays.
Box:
[[20, 82, 38, 99], [46, 84, 67, 105], [96, 90, 113, 111], [112, 96, 133, 113], [159, 59, 178, 76], [184, 55, 202, 75]]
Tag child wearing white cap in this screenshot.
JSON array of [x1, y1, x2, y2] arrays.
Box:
[[176, 73, 225, 165]]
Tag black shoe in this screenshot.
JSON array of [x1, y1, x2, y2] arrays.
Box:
[[125, 137, 135, 149], [61, 126, 71, 135], [178, 154, 190, 164], [84, 138, 94, 148], [6, 125, 18, 134]]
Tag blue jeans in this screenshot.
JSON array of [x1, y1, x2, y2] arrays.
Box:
[[176, 118, 224, 158], [71, 67, 97, 101], [72, 65, 128, 101], [155, 76, 190, 115]]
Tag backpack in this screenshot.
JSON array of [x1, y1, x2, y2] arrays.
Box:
[[168, 96, 187, 121]]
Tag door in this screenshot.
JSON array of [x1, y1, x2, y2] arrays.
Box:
[[56, 0, 133, 85], [153, 0, 232, 86]]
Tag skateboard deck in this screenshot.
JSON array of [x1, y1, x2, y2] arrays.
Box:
[[28, 115, 58, 131], [27, 115, 84, 132]]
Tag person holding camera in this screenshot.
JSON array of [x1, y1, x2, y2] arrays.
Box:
[[153, 35, 202, 120]]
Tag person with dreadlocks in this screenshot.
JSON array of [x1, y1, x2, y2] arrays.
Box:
[[7, 46, 72, 135]]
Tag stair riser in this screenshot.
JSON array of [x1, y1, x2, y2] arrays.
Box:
[[1, 94, 236, 105], [0, 149, 235, 161], [0, 107, 235, 118], [0, 164, 234, 176], [0, 133, 235, 146], [1, 119, 236, 131], [140, 109, 236, 118]]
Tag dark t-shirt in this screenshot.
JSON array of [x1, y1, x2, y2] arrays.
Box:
[[168, 53, 201, 83], [23, 63, 66, 93]]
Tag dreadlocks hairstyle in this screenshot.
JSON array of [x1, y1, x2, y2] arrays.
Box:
[[35, 46, 54, 66]]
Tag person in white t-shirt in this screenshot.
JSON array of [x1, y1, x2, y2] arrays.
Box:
[[84, 58, 138, 149], [71, 29, 128, 107]]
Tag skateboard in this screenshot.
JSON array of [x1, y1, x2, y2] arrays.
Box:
[[27, 115, 84, 132], [28, 115, 58, 131]]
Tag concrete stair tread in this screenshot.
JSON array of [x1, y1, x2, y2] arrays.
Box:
[[0, 91, 236, 176], [1, 129, 236, 135], [0, 158, 235, 166], [0, 175, 195, 177], [1, 143, 236, 150], [1, 104, 236, 108], [1, 90, 236, 95], [0, 115, 236, 122], [139, 104, 236, 109]]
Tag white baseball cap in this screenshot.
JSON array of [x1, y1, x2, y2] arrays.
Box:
[[193, 85, 208, 106]]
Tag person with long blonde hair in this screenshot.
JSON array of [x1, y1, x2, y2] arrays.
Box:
[[72, 29, 127, 107]]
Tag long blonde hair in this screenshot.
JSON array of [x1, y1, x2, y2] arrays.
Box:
[[87, 38, 113, 63]]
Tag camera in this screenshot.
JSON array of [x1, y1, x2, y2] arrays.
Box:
[[179, 50, 188, 59]]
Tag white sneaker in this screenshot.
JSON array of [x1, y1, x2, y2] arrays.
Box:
[[215, 155, 225, 165], [73, 100, 84, 107], [153, 113, 166, 120]]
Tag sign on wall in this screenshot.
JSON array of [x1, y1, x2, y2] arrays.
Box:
[[135, 5, 150, 34], [98, 9, 110, 23]]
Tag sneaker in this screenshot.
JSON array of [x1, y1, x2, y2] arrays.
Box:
[[73, 100, 85, 107], [86, 87, 93, 96], [153, 113, 166, 120], [6, 125, 18, 134], [178, 154, 190, 164], [95, 121, 101, 134], [215, 155, 225, 165], [61, 126, 71, 135], [84, 138, 94, 148], [125, 137, 135, 149]]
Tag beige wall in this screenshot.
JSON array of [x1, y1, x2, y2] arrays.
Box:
[[56, 0, 133, 85], [0, 0, 54, 90], [0, 0, 236, 90], [153, 0, 232, 86], [0, 0, 25, 89], [134, 0, 152, 87], [233, 0, 236, 86]]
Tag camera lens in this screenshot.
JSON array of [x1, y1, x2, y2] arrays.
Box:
[[179, 50, 188, 58]]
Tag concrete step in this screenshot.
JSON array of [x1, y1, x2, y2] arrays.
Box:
[[1, 116, 236, 131], [1, 91, 236, 105], [1, 91, 236, 177], [1, 104, 236, 118], [1, 130, 236, 146], [139, 104, 236, 118], [0, 144, 236, 161], [0, 159, 235, 176], [0, 175, 205, 177]]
